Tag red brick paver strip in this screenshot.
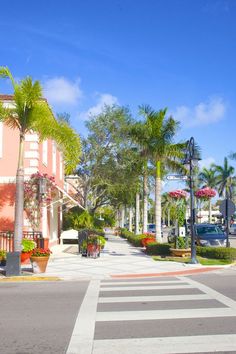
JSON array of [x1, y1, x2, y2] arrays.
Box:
[[111, 267, 223, 279]]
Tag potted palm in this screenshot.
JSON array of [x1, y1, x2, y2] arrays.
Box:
[[21, 238, 36, 264], [30, 248, 52, 273]]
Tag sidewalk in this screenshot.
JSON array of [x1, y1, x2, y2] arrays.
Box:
[[42, 232, 224, 280]]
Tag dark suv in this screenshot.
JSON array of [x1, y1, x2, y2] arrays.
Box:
[[194, 224, 227, 247]]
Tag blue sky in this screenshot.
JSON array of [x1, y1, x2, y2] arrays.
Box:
[[1, 0, 236, 186]]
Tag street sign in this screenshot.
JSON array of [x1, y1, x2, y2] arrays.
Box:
[[219, 199, 235, 218], [166, 175, 188, 181]]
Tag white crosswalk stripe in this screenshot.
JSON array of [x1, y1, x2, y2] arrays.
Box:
[[98, 293, 212, 303], [92, 334, 236, 354], [67, 276, 236, 353], [100, 284, 194, 291]]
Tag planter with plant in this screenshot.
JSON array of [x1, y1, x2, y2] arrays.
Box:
[[0, 250, 6, 266], [86, 236, 100, 258], [30, 248, 52, 273], [21, 238, 36, 263], [168, 190, 190, 257]]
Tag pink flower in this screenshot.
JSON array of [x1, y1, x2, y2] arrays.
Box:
[[195, 187, 216, 199], [169, 190, 188, 199]]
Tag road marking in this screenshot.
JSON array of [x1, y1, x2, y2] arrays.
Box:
[[178, 276, 236, 310], [66, 279, 100, 354], [96, 307, 235, 321], [98, 294, 212, 303], [92, 334, 236, 353], [100, 284, 194, 291], [100, 280, 185, 286]]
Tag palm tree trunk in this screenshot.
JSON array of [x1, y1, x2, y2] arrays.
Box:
[[121, 205, 125, 228], [129, 208, 133, 232], [116, 209, 119, 227], [14, 132, 25, 252], [209, 199, 212, 224], [142, 168, 148, 233], [135, 192, 140, 235], [155, 160, 162, 242], [167, 209, 170, 227]]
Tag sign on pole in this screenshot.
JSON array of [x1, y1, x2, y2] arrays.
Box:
[[166, 175, 188, 181], [219, 199, 235, 218]]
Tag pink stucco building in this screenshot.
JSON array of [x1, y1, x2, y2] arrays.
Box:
[[0, 95, 80, 246]]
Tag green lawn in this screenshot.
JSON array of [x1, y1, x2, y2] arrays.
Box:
[[152, 255, 233, 266]]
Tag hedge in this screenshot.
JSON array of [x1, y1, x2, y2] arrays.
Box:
[[119, 229, 147, 247], [146, 243, 172, 256], [196, 246, 236, 260], [119, 228, 236, 261]]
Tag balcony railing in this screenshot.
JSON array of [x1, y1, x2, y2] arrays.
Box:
[[0, 231, 43, 252]]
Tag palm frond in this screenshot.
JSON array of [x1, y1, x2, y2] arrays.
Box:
[[0, 66, 16, 87]]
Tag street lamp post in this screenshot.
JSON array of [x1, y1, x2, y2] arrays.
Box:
[[184, 137, 200, 264]]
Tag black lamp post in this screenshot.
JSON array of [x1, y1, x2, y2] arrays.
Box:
[[39, 177, 47, 199], [183, 137, 200, 264]]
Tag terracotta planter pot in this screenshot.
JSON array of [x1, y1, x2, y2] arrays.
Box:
[[21, 252, 32, 264], [170, 248, 191, 257], [30, 256, 50, 273]]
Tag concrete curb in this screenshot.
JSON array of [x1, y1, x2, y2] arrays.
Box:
[[0, 276, 61, 282]]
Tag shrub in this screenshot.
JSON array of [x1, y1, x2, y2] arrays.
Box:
[[146, 243, 172, 256], [21, 238, 36, 252], [120, 229, 134, 238], [0, 250, 6, 259], [78, 228, 105, 237], [97, 236, 106, 248], [141, 237, 156, 247], [126, 234, 146, 247], [196, 246, 236, 260], [119, 229, 147, 247], [176, 237, 190, 249]]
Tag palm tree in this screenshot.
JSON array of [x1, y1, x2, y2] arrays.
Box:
[[212, 158, 235, 199], [161, 192, 173, 227], [137, 105, 184, 242], [198, 167, 217, 223], [129, 120, 151, 234], [0, 67, 81, 254]]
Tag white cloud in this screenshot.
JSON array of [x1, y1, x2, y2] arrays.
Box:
[[43, 77, 82, 105], [173, 97, 226, 127], [199, 157, 215, 170], [81, 93, 119, 120]]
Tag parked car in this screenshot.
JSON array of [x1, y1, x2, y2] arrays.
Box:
[[147, 223, 156, 234], [194, 223, 227, 247], [229, 223, 236, 235], [147, 224, 163, 238]]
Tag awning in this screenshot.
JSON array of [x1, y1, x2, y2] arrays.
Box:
[[47, 184, 84, 210]]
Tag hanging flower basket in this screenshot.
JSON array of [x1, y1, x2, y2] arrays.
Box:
[[24, 172, 57, 230], [168, 190, 188, 199], [195, 187, 216, 200]]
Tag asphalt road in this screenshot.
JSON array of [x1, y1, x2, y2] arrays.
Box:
[[0, 280, 89, 354], [1, 268, 236, 354]]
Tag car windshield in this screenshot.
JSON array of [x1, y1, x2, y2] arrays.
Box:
[[148, 225, 155, 230], [196, 226, 223, 235]]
